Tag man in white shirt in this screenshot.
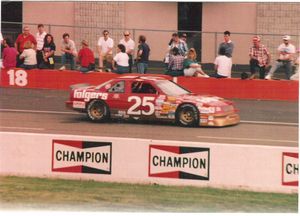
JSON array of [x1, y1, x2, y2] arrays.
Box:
[[119, 31, 135, 73], [97, 30, 114, 72], [211, 47, 232, 78], [36, 24, 47, 68], [265, 35, 296, 80]]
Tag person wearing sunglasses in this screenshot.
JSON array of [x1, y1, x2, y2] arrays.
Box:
[[97, 30, 114, 72], [119, 31, 135, 73]]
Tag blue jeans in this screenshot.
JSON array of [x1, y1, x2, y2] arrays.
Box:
[[61, 53, 75, 70], [137, 62, 148, 74], [114, 66, 129, 74], [268, 60, 293, 80], [20, 64, 37, 70]]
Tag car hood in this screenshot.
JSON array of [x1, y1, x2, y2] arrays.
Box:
[[174, 93, 233, 106]]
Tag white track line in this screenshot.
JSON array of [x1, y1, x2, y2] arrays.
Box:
[[240, 120, 298, 126], [0, 126, 45, 131], [196, 135, 298, 143], [0, 108, 298, 126], [0, 108, 81, 115]]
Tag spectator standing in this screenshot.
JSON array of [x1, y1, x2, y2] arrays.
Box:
[[183, 48, 209, 77], [19, 41, 37, 69], [35, 24, 47, 68], [218, 31, 234, 58], [112, 44, 129, 74], [119, 31, 135, 73], [136, 35, 150, 74], [97, 30, 114, 72], [290, 48, 300, 81], [15, 26, 37, 67], [2, 38, 17, 68], [249, 36, 271, 79], [166, 47, 184, 77], [39, 34, 56, 69], [265, 35, 296, 80], [77, 40, 95, 73], [164, 33, 188, 67], [211, 47, 232, 78], [180, 33, 188, 50], [59, 33, 77, 70]]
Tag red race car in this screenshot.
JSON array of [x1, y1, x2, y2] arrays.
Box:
[[66, 75, 240, 127]]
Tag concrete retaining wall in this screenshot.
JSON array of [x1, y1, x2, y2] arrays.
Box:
[[0, 132, 298, 193]]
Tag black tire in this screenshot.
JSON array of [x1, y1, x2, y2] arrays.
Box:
[[87, 100, 110, 122], [176, 104, 199, 127]]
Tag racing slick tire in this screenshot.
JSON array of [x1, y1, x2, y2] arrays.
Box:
[[87, 100, 110, 122], [176, 104, 199, 127]]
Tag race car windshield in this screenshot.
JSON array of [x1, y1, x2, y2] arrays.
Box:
[[95, 80, 113, 90], [156, 80, 190, 96]]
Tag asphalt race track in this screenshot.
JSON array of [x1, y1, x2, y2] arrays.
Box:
[[0, 87, 298, 147]]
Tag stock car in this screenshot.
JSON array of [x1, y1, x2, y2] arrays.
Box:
[[66, 75, 240, 127]]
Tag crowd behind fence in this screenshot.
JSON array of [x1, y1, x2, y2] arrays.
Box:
[[2, 21, 300, 67]]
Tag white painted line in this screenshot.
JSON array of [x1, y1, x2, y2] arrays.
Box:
[[196, 135, 298, 144], [0, 108, 298, 126], [0, 109, 81, 115], [240, 120, 298, 126], [0, 131, 298, 149], [0, 126, 45, 131]]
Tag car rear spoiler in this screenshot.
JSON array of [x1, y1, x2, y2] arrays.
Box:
[[69, 83, 91, 90]]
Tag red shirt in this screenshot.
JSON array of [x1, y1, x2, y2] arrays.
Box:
[[78, 47, 95, 67], [15, 33, 37, 53], [3, 47, 17, 68]]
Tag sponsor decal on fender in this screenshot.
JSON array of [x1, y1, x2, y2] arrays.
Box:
[[149, 145, 210, 180], [52, 140, 112, 174], [282, 152, 298, 186]]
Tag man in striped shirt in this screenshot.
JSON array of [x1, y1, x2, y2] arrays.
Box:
[[249, 36, 271, 79]]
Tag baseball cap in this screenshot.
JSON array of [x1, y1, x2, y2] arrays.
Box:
[[81, 40, 89, 46], [252, 36, 261, 42], [283, 35, 291, 40]]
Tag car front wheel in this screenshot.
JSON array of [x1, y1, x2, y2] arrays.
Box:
[[176, 104, 199, 127], [87, 100, 109, 122]]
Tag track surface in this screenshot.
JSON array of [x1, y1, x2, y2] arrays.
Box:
[[0, 88, 298, 147]]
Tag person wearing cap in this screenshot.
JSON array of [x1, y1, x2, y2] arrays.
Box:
[[77, 40, 95, 73], [249, 36, 271, 79], [265, 35, 296, 80], [164, 33, 188, 67]]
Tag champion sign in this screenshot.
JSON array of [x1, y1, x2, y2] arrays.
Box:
[[149, 145, 210, 180], [52, 140, 112, 174], [282, 152, 298, 186]]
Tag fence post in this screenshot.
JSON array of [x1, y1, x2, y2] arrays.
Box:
[[49, 24, 51, 34], [215, 32, 218, 57]]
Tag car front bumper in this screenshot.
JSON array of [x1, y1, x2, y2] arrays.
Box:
[[199, 112, 240, 127]]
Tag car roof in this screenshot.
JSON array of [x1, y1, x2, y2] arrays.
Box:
[[118, 74, 170, 81]]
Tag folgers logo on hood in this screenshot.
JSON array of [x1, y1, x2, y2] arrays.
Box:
[[52, 140, 112, 174], [149, 145, 210, 180]]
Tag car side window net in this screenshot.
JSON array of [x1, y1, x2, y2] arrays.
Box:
[[132, 82, 157, 94]]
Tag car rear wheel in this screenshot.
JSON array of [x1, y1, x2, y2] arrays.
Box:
[[87, 100, 109, 122], [176, 104, 199, 127]]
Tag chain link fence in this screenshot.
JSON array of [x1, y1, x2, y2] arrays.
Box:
[[2, 21, 300, 69]]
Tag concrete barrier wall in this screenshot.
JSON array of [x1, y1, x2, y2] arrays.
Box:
[[0, 68, 298, 101], [0, 132, 298, 193]]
